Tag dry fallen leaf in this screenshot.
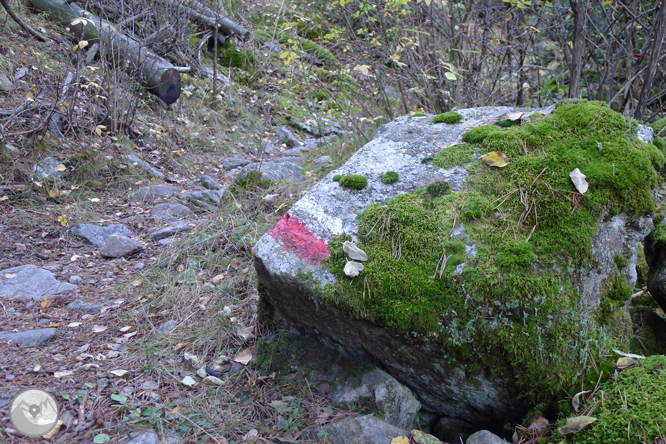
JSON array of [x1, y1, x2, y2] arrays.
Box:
[[231, 257, 242, 270], [174, 342, 190, 351], [558, 416, 597, 435], [68, 322, 82, 328], [181, 376, 197, 387], [47, 323, 60, 328], [569, 168, 588, 194], [119, 326, 133, 332], [55, 163, 67, 172], [110, 369, 129, 377], [131, 279, 142, 287], [212, 273, 226, 283], [232, 349, 253, 365], [42, 419, 64, 439], [54, 370, 73, 378], [58, 214, 68, 227], [49, 189, 59, 198], [92, 325, 108, 333], [504, 111, 524, 122], [481, 151, 510, 168], [391, 437, 410, 444], [242, 429, 258, 442]]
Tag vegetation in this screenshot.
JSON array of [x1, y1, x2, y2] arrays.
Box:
[[380, 171, 399, 184], [433, 112, 462, 124], [338, 174, 368, 190]]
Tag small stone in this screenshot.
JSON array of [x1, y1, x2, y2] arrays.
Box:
[[179, 189, 227, 207], [569, 168, 589, 194], [343, 241, 368, 261], [140, 381, 159, 390], [150, 221, 191, 241], [97, 378, 110, 391], [120, 430, 160, 444], [310, 155, 333, 168], [67, 299, 103, 313], [0, 72, 14, 92], [0, 265, 77, 300], [33, 157, 67, 180], [151, 203, 193, 221], [5, 374, 14, 381], [157, 320, 177, 334], [69, 275, 83, 285], [134, 262, 145, 270], [0, 328, 57, 346], [71, 223, 132, 247], [100, 234, 145, 258], [222, 158, 251, 170], [466, 430, 511, 444], [344, 261, 364, 278], [128, 185, 179, 202], [277, 126, 303, 148], [199, 175, 223, 190], [125, 154, 164, 179]]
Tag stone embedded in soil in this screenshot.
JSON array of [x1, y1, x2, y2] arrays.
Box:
[[332, 370, 421, 430], [71, 223, 133, 246], [277, 126, 303, 148], [119, 430, 160, 444], [199, 175, 223, 190], [128, 185, 179, 202], [253, 104, 655, 436], [0, 328, 57, 346], [66, 299, 103, 313], [343, 261, 364, 277], [33, 156, 67, 180], [157, 320, 177, 334], [310, 155, 333, 168], [343, 241, 368, 261], [310, 415, 408, 444], [100, 234, 145, 258], [150, 221, 192, 240], [68, 275, 83, 285], [222, 157, 251, 170], [0, 72, 14, 92], [179, 189, 227, 206], [0, 264, 77, 300], [125, 154, 164, 179], [234, 159, 307, 184], [465, 431, 511, 444], [140, 381, 159, 390], [151, 203, 194, 221]]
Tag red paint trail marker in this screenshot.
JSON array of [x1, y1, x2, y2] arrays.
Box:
[[269, 214, 330, 265]]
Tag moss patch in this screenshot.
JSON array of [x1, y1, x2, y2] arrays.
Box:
[[338, 174, 368, 190], [562, 355, 666, 444], [654, 136, 665, 151], [433, 111, 463, 124], [333, 174, 342, 182], [380, 171, 399, 184], [433, 144, 476, 169], [462, 125, 501, 144], [319, 100, 658, 404]]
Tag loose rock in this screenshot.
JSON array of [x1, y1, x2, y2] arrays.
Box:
[[343, 261, 364, 278], [68, 275, 83, 285], [128, 185, 179, 202], [0, 72, 14, 92], [120, 430, 160, 444], [234, 160, 306, 184], [0, 265, 77, 300], [310, 155, 333, 168], [150, 221, 192, 241], [66, 299, 103, 313], [33, 157, 67, 180], [343, 241, 368, 261], [277, 126, 303, 148], [151, 203, 194, 221], [100, 234, 145, 258], [466, 431, 511, 444], [199, 175, 223, 190], [222, 157, 251, 170], [0, 328, 57, 346], [126, 154, 164, 179], [311, 415, 408, 444], [71, 223, 132, 246]]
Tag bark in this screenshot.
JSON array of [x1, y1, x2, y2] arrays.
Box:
[[634, 4, 666, 121], [162, 0, 250, 41], [29, 0, 181, 105], [568, 0, 588, 98]]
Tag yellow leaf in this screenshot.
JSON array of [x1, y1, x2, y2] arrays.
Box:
[[72, 44, 80, 52], [174, 342, 190, 351], [131, 279, 142, 287], [47, 323, 60, 328], [26, 91, 33, 101], [55, 163, 67, 172], [232, 349, 253, 365], [41, 300, 50, 308], [78, 40, 88, 49], [95, 125, 107, 136], [391, 437, 410, 444], [172, 150, 181, 156], [58, 214, 68, 226], [481, 151, 510, 168], [49, 190, 58, 198], [0, 196, 8, 202]]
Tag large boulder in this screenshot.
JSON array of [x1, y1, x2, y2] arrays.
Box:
[[253, 101, 661, 436]]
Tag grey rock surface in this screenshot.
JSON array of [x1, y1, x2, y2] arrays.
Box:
[[129, 185, 179, 202], [68, 275, 83, 285], [292, 117, 345, 137], [150, 221, 192, 240], [332, 370, 421, 430], [310, 155, 333, 168], [199, 175, 223, 190], [253, 105, 655, 435], [235, 159, 306, 184], [101, 234, 145, 258], [222, 157, 251, 170], [466, 431, 511, 444], [0, 265, 77, 300], [126, 154, 164, 179], [179, 189, 227, 209], [343, 261, 364, 278], [152, 203, 194, 221], [312, 415, 408, 444], [120, 430, 160, 444], [0, 72, 14, 92], [157, 320, 177, 334], [283, 146, 311, 157], [343, 241, 368, 261], [277, 126, 303, 148], [33, 157, 67, 180], [66, 299, 103, 313], [0, 328, 56, 346], [71, 223, 132, 246]]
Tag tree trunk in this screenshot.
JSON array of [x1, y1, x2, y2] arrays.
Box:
[[29, 0, 181, 105], [635, 4, 666, 121], [568, 0, 588, 98]]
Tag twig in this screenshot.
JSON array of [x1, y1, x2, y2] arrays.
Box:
[[313, 75, 369, 142], [78, 393, 88, 424], [449, 213, 457, 236], [0, 0, 48, 42], [117, 10, 150, 28], [530, 167, 548, 188]]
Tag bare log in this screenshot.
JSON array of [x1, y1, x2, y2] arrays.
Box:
[[29, 0, 181, 105], [162, 0, 250, 41]]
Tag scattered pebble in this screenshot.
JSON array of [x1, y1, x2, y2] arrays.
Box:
[[69, 275, 83, 284]]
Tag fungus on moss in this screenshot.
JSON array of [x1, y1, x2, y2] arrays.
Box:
[[338, 174, 368, 190], [433, 111, 463, 124], [380, 171, 399, 184]]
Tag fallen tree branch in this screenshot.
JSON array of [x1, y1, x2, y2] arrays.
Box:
[[29, 0, 181, 104], [0, 0, 48, 41], [160, 0, 250, 41]]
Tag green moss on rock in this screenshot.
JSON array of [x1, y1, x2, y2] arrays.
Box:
[[433, 144, 476, 169], [339, 174, 368, 190], [333, 174, 342, 182], [433, 111, 463, 124], [319, 100, 658, 404], [380, 171, 399, 185], [654, 136, 665, 151], [614, 254, 628, 268], [562, 355, 666, 444], [426, 181, 451, 197], [462, 125, 502, 144]]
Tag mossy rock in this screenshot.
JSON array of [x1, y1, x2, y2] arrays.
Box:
[[254, 101, 659, 435], [560, 355, 666, 444]]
